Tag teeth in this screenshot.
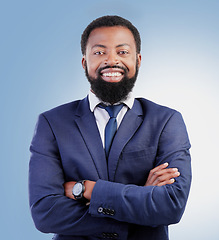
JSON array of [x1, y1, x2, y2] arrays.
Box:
[[102, 72, 122, 77]]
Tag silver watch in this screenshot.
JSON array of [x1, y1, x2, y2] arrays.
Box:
[[72, 180, 86, 201]]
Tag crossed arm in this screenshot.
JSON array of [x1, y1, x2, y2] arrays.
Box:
[[64, 162, 180, 201], [29, 111, 191, 235]]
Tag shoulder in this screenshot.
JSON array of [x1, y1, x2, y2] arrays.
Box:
[[134, 98, 186, 129], [136, 97, 177, 116], [135, 98, 189, 140], [42, 97, 88, 117]]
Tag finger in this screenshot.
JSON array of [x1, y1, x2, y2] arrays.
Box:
[[152, 171, 180, 186], [147, 163, 169, 181], [147, 169, 180, 186], [148, 167, 179, 185], [157, 178, 175, 187], [150, 162, 169, 174]]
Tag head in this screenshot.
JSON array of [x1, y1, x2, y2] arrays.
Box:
[[81, 15, 142, 104]]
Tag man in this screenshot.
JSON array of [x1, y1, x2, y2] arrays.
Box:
[[29, 15, 191, 240]]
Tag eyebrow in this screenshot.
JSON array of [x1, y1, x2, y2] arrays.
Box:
[[91, 43, 131, 49], [92, 44, 106, 49], [116, 43, 131, 48]]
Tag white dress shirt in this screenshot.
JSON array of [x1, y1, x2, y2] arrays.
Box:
[[88, 91, 135, 148]]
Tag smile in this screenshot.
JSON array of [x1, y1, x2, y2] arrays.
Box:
[[99, 67, 125, 82], [102, 72, 122, 77]]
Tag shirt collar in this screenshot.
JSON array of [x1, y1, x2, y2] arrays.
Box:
[[88, 90, 135, 112]]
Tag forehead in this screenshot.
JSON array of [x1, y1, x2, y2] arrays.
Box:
[[87, 26, 136, 49]]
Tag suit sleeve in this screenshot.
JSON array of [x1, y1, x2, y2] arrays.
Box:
[[89, 111, 192, 226], [29, 114, 128, 236]]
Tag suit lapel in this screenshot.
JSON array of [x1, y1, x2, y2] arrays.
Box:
[[74, 97, 108, 180], [107, 99, 143, 181]]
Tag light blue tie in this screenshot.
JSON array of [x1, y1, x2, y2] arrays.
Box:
[[103, 104, 123, 157]]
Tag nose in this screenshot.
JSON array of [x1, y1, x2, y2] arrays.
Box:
[[104, 51, 119, 65]]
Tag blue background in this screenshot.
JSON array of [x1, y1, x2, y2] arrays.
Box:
[[1, 0, 219, 239]]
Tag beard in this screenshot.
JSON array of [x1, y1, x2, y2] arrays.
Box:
[[85, 62, 139, 104]]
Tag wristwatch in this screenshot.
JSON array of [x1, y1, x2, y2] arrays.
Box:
[[72, 180, 86, 201]]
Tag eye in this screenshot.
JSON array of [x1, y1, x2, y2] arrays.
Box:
[[118, 50, 129, 55], [94, 51, 105, 55]]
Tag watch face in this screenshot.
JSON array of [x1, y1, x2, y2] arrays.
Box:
[[73, 182, 83, 196]]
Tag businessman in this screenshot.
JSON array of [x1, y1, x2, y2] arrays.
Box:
[[29, 15, 192, 240]]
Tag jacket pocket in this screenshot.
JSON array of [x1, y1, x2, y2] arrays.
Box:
[[114, 147, 157, 185]]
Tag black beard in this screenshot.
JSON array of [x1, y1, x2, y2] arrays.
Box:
[[85, 63, 139, 104]]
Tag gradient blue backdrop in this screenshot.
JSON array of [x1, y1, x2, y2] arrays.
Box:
[[1, 0, 219, 239]]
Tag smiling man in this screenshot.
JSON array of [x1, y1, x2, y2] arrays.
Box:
[[82, 25, 141, 105], [29, 16, 191, 240]]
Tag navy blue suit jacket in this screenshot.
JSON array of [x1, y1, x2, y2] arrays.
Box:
[[29, 97, 191, 240]]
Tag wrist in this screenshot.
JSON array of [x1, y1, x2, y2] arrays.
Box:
[[84, 180, 96, 201]]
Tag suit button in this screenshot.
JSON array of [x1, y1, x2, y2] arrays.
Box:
[[102, 208, 107, 214], [106, 233, 111, 238], [98, 207, 103, 213], [102, 232, 106, 238], [113, 233, 118, 238], [105, 208, 111, 215], [102, 232, 118, 239], [110, 209, 115, 216]]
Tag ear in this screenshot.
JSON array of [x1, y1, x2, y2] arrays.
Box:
[[137, 53, 142, 68], [82, 55, 86, 69]]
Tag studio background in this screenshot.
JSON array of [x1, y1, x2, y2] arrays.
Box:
[[1, 0, 218, 239]]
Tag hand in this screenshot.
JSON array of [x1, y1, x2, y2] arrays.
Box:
[[63, 181, 76, 199], [63, 180, 96, 201], [145, 163, 180, 187]]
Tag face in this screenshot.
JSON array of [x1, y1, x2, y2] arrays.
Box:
[[82, 26, 141, 82], [82, 26, 141, 104]]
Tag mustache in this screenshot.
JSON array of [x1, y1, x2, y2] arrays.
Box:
[[98, 65, 128, 75]]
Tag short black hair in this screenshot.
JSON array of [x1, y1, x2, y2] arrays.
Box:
[[81, 15, 141, 55]]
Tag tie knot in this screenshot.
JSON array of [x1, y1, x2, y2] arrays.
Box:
[[104, 104, 123, 118]]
